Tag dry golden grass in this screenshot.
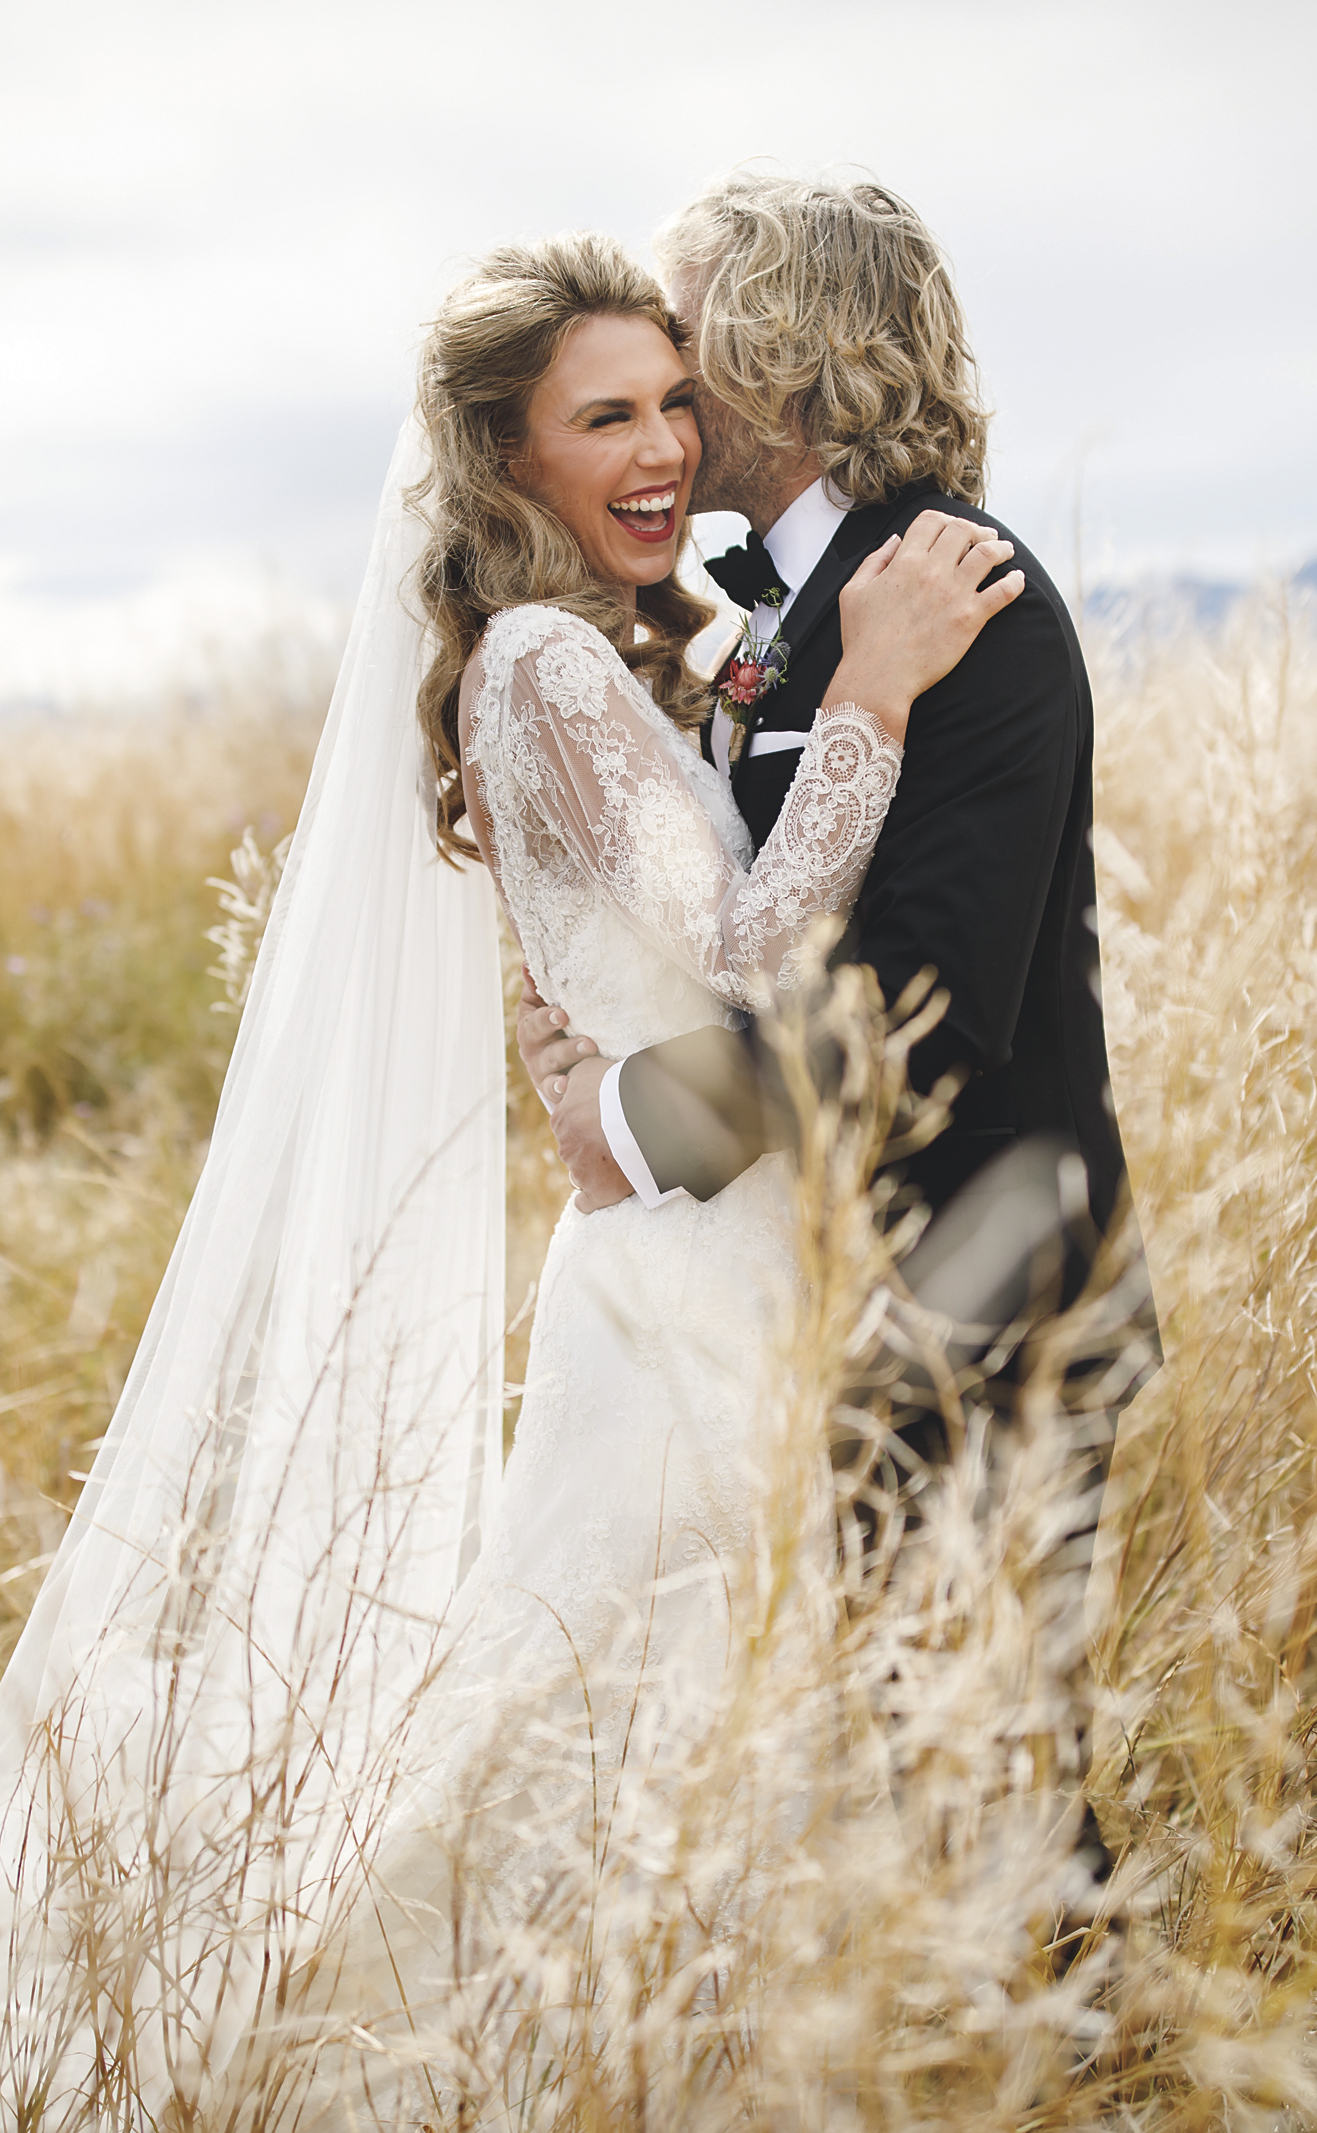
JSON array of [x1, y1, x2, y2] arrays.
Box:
[[0, 690, 323, 1668], [0, 587, 1314, 2125]]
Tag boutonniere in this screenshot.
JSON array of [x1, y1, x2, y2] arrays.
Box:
[[716, 593, 789, 762]]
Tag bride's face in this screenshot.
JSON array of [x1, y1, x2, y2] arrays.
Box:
[[514, 313, 700, 598]]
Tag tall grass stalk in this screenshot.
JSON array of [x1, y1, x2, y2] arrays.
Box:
[[0, 596, 1313, 2124]]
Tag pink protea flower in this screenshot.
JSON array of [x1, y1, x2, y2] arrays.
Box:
[[715, 593, 790, 731], [722, 659, 767, 708]]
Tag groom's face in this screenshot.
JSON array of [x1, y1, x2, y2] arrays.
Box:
[[670, 266, 762, 517]]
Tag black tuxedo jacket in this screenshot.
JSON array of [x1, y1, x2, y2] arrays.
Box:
[[618, 482, 1130, 1242]]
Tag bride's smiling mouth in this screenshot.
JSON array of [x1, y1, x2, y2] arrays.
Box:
[[607, 484, 678, 543]]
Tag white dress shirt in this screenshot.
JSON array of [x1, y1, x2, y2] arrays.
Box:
[[709, 478, 849, 779], [599, 477, 851, 1208]]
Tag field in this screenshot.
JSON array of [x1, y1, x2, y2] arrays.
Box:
[[1, 588, 1316, 2124]]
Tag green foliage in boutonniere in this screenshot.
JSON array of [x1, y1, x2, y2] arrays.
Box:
[[716, 591, 790, 732]]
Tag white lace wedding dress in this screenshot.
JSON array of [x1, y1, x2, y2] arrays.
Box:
[[2, 588, 903, 2132], [454, 601, 902, 1726], [303, 604, 904, 2107]]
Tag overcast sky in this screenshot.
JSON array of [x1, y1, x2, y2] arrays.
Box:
[[2, 0, 1313, 692]]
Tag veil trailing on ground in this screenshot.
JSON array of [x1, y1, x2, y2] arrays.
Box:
[[0, 419, 506, 2110]]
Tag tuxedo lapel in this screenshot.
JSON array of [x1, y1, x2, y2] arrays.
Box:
[[763, 534, 858, 671], [728, 544, 856, 798], [777, 482, 942, 667], [730, 483, 937, 801]]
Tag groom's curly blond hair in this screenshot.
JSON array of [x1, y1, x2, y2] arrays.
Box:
[[656, 173, 988, 507]]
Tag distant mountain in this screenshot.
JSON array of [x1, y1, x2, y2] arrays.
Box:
[[1085, 557, 1317, 634]]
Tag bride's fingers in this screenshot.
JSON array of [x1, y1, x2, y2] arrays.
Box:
[[958, 535, 1017, 588], [897, 509, 958, 555], [931, 517, 1001, 566], [904, 511, 1006, 569], [847, 519, 1002, 588], [976, 566, 1026, 615], [843, 535, 901, 591], [956, 521, 1005, 558]]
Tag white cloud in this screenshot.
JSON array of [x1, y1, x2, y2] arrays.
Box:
[[2, 0, 1313, 633]]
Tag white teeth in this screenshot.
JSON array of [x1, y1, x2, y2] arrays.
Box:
[[610, 492, 675, 515], [609, 492, 676, 519]]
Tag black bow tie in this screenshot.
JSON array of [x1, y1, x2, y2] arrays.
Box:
[[704, 532, 787, 612]]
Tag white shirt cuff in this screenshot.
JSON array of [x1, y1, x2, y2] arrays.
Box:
[[748, 728, 812, 758], [599, 1059, 685, 1210], [711, 704, 735, 782]]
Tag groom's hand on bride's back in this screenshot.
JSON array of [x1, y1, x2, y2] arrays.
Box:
[[551, 1056, 634, 1212], [517, 966, 602, 1100], [516, 968, 633, 1212]]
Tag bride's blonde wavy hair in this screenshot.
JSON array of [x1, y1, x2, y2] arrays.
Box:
[[656, 173, 989, 509], [412, 233, 715, 861]]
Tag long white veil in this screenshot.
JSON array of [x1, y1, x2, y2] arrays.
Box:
[[0, 419, 506, 2107]]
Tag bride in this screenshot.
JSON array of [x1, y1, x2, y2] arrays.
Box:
[[0, 232, 1020, 2127]]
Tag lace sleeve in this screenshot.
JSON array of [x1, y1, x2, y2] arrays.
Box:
[[476, 609, 902, 1012]]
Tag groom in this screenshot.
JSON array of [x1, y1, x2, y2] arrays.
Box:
[[522, 172, 1156, 1403]]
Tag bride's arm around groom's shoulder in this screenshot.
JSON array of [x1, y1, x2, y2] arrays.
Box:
[[606, 512, 1094, 1215], [528, 508, 1059, 1216]]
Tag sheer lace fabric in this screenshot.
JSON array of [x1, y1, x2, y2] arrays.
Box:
[[0, 583, 906, 2129], [308, 603, 908, 2120], [465, 604, 903, 1030]]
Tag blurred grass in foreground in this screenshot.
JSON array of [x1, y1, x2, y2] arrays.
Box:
[[0, 589, 1315, 2122]]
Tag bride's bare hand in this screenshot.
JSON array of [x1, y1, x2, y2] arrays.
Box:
[[825, 513, 1024, 746]]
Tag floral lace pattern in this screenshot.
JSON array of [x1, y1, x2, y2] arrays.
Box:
[[466, 605, 902, 1039], [440, 594, 903, 1846], [323, 601, 906, 2052]]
